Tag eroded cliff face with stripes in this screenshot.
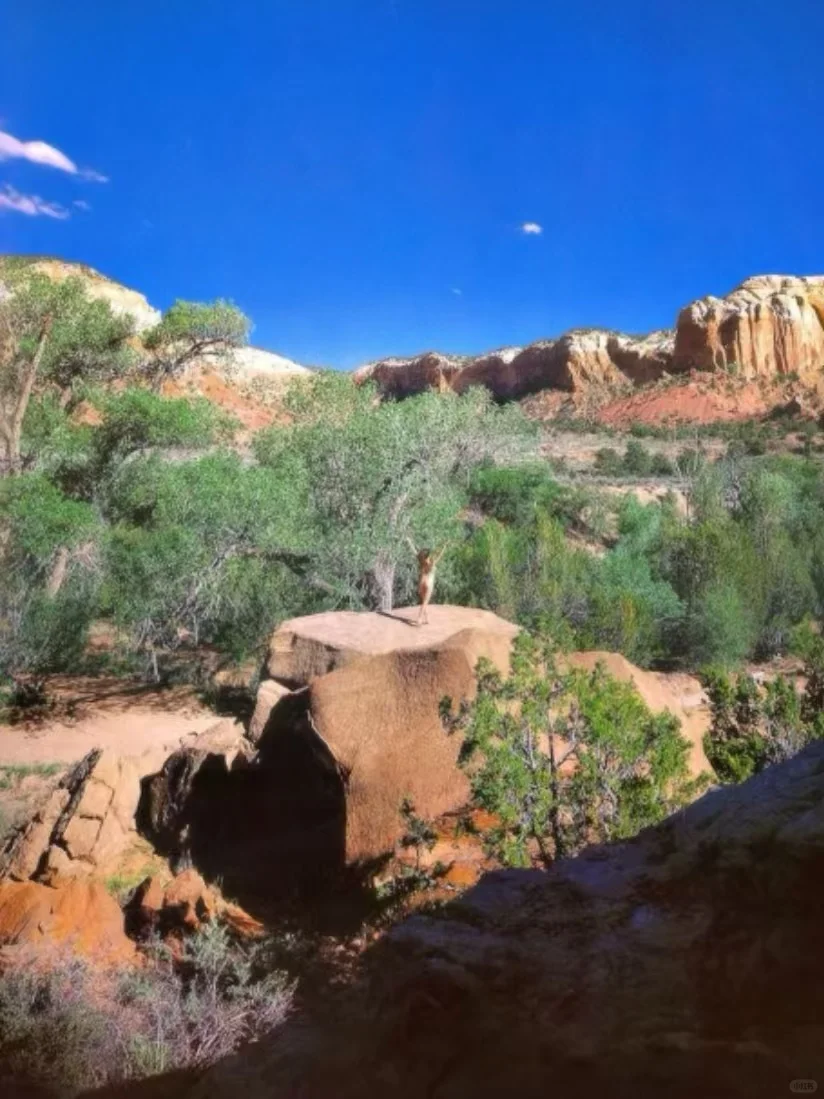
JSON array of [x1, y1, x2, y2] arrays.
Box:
[[355, 274, 824, 402]]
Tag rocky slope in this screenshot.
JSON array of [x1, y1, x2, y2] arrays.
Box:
[[356, 275, 824, 414], [144, 741, 824, 1099]]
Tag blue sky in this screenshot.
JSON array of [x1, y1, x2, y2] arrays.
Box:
[[2, 0, 823, 369]]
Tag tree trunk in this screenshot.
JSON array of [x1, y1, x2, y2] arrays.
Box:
[[0, 316, 52, 477], [45, 546, 71, 598], [366, 556, 396, 612]]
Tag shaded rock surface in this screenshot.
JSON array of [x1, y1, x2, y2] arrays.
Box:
[[159, 743, 824, 1099]]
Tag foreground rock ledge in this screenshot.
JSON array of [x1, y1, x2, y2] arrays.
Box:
[[131, 743, 824, 1099]]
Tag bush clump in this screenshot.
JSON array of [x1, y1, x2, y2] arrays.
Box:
[[443, 631, 706, 867], [0, 922, 294, 1095]]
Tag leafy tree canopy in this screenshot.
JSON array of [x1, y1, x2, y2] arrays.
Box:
[[141, 299, 250, 387]]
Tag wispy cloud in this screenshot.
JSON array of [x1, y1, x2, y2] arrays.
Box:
[[451, 287, 462, 296], [520, 221, 543, 235], [73, 198, 91, 212], [0, 184, 69, 219], [0, 128, 107, 181]]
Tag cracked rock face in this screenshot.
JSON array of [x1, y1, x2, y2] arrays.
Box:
[[0, 748, 160, 883], [673, 275, 824, 380]]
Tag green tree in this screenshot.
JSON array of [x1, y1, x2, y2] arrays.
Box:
[[102, 452, 310, 675], [0, 474, 100, 675], [92, 388, 238, 468], [703, 643, 824, 784], [444, 631, 703, 867], [255, 381, 536, 611], [0, 273, 134, 473], [141, 300, 249, 390]]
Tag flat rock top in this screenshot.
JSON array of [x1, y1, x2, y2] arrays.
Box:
[[274, 605, 519, 655]]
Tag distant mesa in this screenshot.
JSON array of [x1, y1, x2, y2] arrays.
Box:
[[355, 274, 824, 404], [6, 255, 824, 423]]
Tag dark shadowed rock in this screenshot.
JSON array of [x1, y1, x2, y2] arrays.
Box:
[[131, 742, 824, 1099]]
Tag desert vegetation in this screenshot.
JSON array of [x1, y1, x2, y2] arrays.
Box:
[[3, 268, 824, 689], [0, 922, 293, 1093], [5, 263, 824, 1094], [443, 630, 704, 867]]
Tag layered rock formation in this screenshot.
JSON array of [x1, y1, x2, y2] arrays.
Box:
[[672, 274, 824, 380], [356, 274, 824, 406], [0, 722, 246, 885], [355, 329, 673, 401]]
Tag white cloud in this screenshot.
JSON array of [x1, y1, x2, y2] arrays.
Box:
[[73, 198, 91, 211], [0, 128, 107, 181], [520, 221, 543, 235], [451, 287, 462, 296], [0, 184, 69, 219]]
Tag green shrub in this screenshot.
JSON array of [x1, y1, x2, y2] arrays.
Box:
[[703, 663, 824, 784], [622, 439, 653, 476], [0, 923, 294, 1095], [594, 446, 624, 476], [443, 631, 704, 866], [469, 463, 564, 526]]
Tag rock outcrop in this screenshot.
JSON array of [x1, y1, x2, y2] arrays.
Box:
[[356, 275, 824, 408], [355, 329, 673, 400], [0, 750, 148, 883], [170, 742, 824, 1099], [673, 275, 824, 380], [260, 604, 518, 690], [0, 879, 134, 964], [1, 721, 246, 884], [139, 608, 518, 899]]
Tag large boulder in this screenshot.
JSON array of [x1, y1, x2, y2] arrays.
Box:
[[297, 631, 510, 864], [139, 610, 518, 900], [261, 604, 518, 690], [0, 879, 134, 964], [143, 613, 714, 903], [673, 274, 824, 381]]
